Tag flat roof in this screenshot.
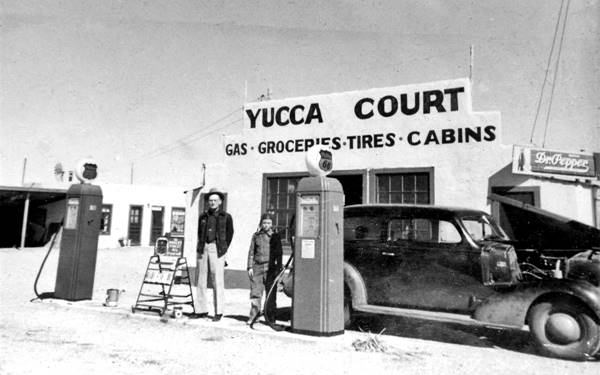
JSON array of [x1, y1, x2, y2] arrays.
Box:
[[0, 185, 67, 207]]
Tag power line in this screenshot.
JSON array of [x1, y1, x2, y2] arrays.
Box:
[[542, 0, 571, 148], [133, 107, 242, 161], [142, 117, 242, 160], [529, 0, 566, 144]]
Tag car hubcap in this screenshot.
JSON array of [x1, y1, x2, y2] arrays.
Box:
[[545, 313, 581, 345]]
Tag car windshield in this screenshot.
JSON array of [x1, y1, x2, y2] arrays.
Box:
[[461, 214, 509, 242]]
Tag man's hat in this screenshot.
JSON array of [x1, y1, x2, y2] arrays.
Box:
[[205, 187, 225, 201]]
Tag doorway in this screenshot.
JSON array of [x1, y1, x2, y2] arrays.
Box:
[[331, 173, 363, 206], [150, 206, 164, 245], [128, 205, 143, 246]]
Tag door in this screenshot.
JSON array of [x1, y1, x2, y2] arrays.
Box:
[[128, 205, 143, 246], [344, 214, 393, 305], [383, 216, 492, 313], [331, 174, 363, 205], [150, 206, 164, 245]]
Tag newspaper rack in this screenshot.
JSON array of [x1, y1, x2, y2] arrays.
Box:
[[131, 255, 196, 317]]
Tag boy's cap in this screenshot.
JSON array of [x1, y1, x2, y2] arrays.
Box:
[[205, 187, 225, 201], [260, 213, 273, 222]]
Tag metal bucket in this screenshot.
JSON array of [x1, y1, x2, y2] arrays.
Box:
[[105, 288, 120, 307], [171, 306, 183, 319]]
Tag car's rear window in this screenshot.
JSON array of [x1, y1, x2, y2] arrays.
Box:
[[344, 216, 386, 241]]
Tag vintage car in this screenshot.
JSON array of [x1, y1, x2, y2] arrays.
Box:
[[342, 204, 600, 360]]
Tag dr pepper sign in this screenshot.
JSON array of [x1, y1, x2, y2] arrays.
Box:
[[513, 145, 599, 179]]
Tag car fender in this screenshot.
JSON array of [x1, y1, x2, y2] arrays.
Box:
[[343, 262, 367, 307], [473, 279, 600, 328]]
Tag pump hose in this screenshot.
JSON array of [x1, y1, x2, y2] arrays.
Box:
[[249, 254, 294, 330], [30, 227, 61, 302]]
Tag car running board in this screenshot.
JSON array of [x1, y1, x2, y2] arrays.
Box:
[[353, 304, 522, 330]]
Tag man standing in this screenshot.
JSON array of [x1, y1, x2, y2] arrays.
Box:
[[192, 188, 234, 321]]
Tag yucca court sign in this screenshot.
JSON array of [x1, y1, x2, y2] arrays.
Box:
[[225, 78, 500, 156]]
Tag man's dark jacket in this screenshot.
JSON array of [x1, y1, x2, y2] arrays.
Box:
[[197, 210, 234, 258]]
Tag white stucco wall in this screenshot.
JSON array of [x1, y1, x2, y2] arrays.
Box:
[[97, 184, 186, 249]]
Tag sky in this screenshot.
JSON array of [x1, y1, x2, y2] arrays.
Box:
[[1, 0, 598, 187]]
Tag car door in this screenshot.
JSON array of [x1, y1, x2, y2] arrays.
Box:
[[383, 215, 493, 313], [344, 215, 396, 305]]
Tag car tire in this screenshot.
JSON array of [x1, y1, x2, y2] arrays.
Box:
[[528, 299, 600, 360]]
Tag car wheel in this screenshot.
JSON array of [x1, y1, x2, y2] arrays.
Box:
[[528, 299, 600, 360]]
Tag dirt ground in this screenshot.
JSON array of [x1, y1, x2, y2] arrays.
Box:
[[0, 245, 598, 374]]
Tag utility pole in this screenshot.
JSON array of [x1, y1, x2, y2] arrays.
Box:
[[21, 157, 27, 185], [130, 163, 134, 184], [469, 45, 474, 82]]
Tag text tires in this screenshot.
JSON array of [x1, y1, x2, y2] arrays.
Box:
[[528, 299, 600, 360]]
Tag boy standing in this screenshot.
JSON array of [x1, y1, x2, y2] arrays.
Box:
[[247, 213, 282, 324]]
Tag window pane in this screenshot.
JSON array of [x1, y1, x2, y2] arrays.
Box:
[[389, 193, 402, 203], [345, 216, 385, 241], [265, 176, 302, 246], [278, 194, 287, 208], [268, 179, 278, 194], [416, 192, 429, 204], [402, 175, 415, 191], [279, 179, 289, 193], [378, 192, 388, 203], [378, 175, 389, 193], [416, 174, 428, 191], [268, 195, 278, 210], [402, 193, 415, 204], [390, 175, 402, 191]]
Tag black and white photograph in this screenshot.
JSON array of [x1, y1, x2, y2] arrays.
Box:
[[1, 1, 599, 374]]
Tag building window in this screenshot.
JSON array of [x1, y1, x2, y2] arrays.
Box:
[[375, 172, 431, 204], [265, 175, 303, 245], [100, 204, 112, 235], [170, 207, 185, 234]]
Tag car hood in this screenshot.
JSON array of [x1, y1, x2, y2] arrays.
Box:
[[489, 193, 600, 251]]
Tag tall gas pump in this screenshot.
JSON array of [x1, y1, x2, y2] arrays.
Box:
[[292, 147, 344, 336], [54, 159, 103, 301]]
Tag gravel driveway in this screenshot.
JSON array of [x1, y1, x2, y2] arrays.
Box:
[[1, 246, 598, 374]]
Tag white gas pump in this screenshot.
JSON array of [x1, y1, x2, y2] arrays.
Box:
[[291, 147, 345, 336]]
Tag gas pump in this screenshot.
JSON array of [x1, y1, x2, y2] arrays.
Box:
[[291, 147, 345, 336], [54, 159, 103, 301]]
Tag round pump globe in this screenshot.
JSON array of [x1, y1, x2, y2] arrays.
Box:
[[305, 146, 333, 177], [75, 158, 99, 183]]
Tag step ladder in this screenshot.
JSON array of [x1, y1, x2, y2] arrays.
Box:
[[131, 255, 196, 317]]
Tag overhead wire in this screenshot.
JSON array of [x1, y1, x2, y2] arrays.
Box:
[[143, 117, 242, 160], [133, 106, 243, 161], [529, 0, 569, 145], [541, 0, 571, 148]]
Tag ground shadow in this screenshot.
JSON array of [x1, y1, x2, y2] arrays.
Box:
[[355, 313, 533, 352]]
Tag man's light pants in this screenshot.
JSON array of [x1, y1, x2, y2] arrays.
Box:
[[196, 243, 224, 315]]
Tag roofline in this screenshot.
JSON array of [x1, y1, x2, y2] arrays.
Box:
[[0, 185, 67, 195]]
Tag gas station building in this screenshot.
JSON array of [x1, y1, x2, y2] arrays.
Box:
[[184, 78, 600, 270], [0, 183, 185, 249]]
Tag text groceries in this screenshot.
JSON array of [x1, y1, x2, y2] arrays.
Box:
[[225, 126, 496, 156]]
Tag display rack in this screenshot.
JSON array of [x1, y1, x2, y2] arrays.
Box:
[[131, 255, 195, 317]]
